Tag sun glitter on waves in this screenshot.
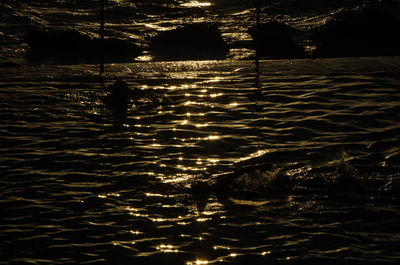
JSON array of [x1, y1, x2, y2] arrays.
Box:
[[180, 1, 212, 8], [157, 244, 179, 253], [187, 260, 209, 265]]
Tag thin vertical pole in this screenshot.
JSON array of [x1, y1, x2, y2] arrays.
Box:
[[256, 0, 260, 29], [255, 0, 261, 59], [255, 0, 261, 91], [100, 0, 105, 74]]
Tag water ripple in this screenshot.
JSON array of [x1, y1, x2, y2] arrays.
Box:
[[1, 58, 400, 264]]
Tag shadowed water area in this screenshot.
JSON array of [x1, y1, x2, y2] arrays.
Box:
[[1, 0, 400, 264], [1, 58, 400, 264]]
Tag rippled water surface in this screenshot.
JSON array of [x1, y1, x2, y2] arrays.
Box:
[[3, 0, 395, 63], [1, 57, 400, 264]]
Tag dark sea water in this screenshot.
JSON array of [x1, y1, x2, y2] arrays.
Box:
[[1, 1, 400, 264]]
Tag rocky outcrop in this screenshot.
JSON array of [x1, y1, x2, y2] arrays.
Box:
[[250, 21, 309, 59], [24, 29, 142, 64], [313, 6, 400, 58], [0, 61, 18, 67], [149, 23, 228, 60]]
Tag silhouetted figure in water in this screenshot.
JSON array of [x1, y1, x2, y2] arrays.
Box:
[[191, 162, 284, 199], [103, 79, 170, 116], [105, 80, 130, 104], [103, 79, 131, 116]]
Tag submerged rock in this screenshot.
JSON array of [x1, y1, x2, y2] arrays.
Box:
[[250, 21, 309, 59], [313, 6, 400, 58], [24, 29, 142, 64], [149, 23, 228, 60]]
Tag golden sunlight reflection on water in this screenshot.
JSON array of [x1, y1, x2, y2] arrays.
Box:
[[1, 45, 399, 265], [187, 260, 209, 265], [157, 244, 179, 253], [180, 1, 212, 8], [237, 149, 270, 163]]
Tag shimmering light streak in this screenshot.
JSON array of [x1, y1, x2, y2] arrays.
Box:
[[157, 244, 178, 253], [237, 149, 269, 162], [181, 1, 212, 8], [207, 76, 223, 83], [144, 23, 171, 31], [151, 218, 167, 222], [136, 55, 152, 62], [196, 217, 210, 222], [130, 230, 142, 235], [97, 193, 120, 199], [157, 173, 191, 183], [145, 193, 167, 197], [184, 101, 213, 107], [187, 260, 209, 265], [195, 123, 208, 128], [210, 93, 223, 98], [206, 135, 220, 140], [177, 165, 207, 171]]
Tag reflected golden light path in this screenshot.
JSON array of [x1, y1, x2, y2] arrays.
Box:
[[187, 260, 209, 265], [130, 230, 142, 235], [180, 1, 212, 8], [136, 55, 153, 62], [237, 149, 270, 163], [157, 244, 179, 253], [125, 64, 230, 186]]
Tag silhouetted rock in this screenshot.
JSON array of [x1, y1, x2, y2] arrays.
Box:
[[24, 29, 142, 64], [250, 21, 309, 59], [313, 6, 400, 58], [0, 61, 19, 67], [250, 21, 297, 36], [149, 23, 228, 60]]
